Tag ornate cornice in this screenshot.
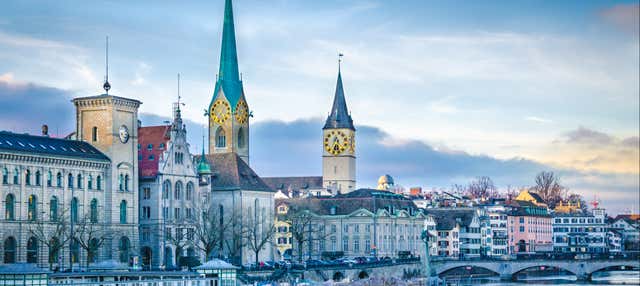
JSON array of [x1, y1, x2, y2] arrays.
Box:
[[0, 152, 110, 169]]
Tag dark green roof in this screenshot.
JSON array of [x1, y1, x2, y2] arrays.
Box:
[[0, 131, 109, 161], [210, 0, 245, 111]]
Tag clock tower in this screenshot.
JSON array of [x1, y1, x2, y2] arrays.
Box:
[[208, 0, 250, 164], [322, 66, 356, 193]]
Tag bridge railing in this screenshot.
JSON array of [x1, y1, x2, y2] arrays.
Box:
[[430, 251, 639, 262]]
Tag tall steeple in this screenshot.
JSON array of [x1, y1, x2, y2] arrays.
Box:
[[323, 63, 355, 130], [212, 0, 244, 110]]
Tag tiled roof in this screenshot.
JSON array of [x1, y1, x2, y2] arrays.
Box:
[[138, 125, 170, 178], [425, 208, 476, 231], [508, 200, 551, 217], [196, 153, 273, 192], [262, 176, 323, 197], [285, 189, 418, 216], [0, 131, 109, 161]]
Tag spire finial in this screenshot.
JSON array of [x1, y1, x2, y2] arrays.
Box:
[[177, 73, 181, 107], [103, 36, 111, 94], [338, 52, 344, 72]]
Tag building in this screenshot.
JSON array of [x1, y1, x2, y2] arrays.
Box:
[[263, 177, 324, 199], [552, 208, 607, 254], [507, 200, 552, 253], [485, 205, 509, 256], [138, 105, 201, 269], [609, 215, 640, 251], [426, 209, 481, 258], [274, 200, 293, 259]]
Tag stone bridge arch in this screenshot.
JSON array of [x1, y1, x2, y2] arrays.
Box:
[[511, 264, 577, 279], [585, 261, 640, 279], [436, 263, 501, 277]]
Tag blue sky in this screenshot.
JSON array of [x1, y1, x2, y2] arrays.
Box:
[[0, 1, 638, 213]]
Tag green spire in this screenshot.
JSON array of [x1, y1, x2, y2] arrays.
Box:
[[210, 0, 244, 111], [197, 137, 212, 174]]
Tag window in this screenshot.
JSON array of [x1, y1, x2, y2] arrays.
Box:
[[68, 173, 73, 188], [159, 143, 165, 150], [27, 237, 38, 263], [49, 238, 60, 264], [354, 239, 360, 252], [143, 187, 151, 200], [25, 169, 31, 185], [147, 144, 153, 150], [28, 195, 37, 221], [163, 207, 169, 219], [343, 237, 349, 252], [215, 127, 226, 148], [3, 237, 16, 264], [50, 196, 58, 222], [92, 126, 98, 142], [2, 168, 7, 184], [124, 174, 129, 191], [148, 154, 154, 161], [88, 238, 99, 263], [13, 168, 19, 184], [88, 175, 93, 189], [142, 206, 151, 219], [71, 197, 79, 223], [119, 237, 131, 263], [519, 226, 525, 232], [56, 172, 62, 187], [77, 174, 82, 189], [71, 239, 80, 264], [175, 181, 183, 200], [163, 180, 171, 199], [90, 199, 99, 223], [237, 127, 245, 148], [35, 170, 41, 186], [5, 194, 15, 220], [96, 175, 102, 190], [174, 207, 181, 220], [186, 182, 194, 200], [119, 174, 124, 191], [120, 200, 127, 224]]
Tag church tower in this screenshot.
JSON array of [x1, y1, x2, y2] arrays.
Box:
[[208, 0, 250, 164], [322, 63, 356, 193]]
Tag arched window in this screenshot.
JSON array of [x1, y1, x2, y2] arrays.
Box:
[[27, 237, 38, 263], [67, 173, 73, 189], [162, 180, 171, 199], [237, 127, 245, 148], [50, 196, 58, 222], [35, 170, 41, 186], [56, 172, 62, 187], [119, 236, 131, 263], [186, 182, 194, 201], [164, 246, 173, 267], [5, 194, 15, 220], [77, 174, 82, 189], [71, 197, 79, 223], [88, 238, 99, 264], [47, 171, 52, 187], [71, 239, 80, 264], [120, 200, 127, 224], [90, 199, 99, 223], [96, 175, 102, 190], [91, 126, 98, 142], [25, 169, 31, 185], [28, 195, 37, 221], [3, 237, 16, 264], [124, 174, 129, 191], [215, 127, 226, 148], [49, 237, 60, 264], [174, 181, 183, 200], [13, 168, 19, 184], [87, 175, 93, 190], [2, 168, 7, 184], [119, 174, 124, 191]]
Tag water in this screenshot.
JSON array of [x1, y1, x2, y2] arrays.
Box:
[[448, 271, 639, 285]]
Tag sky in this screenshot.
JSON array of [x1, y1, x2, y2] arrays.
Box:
[[0, 0, 638, 214]]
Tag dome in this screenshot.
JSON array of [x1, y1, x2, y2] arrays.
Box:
[[377, 174, 394, 186]]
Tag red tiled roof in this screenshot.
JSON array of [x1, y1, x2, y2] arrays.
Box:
[[138, 125, 170, 178]]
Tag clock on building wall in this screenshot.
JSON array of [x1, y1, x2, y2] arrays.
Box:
[[210, 99, 231, 124], [119, 125, 129, 143], [235, 100, 249, 124], [324, 130, 349, 155]]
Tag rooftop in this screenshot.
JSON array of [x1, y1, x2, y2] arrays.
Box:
[[0, 131, 109, 161]]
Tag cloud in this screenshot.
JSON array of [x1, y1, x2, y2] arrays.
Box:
[[525, 116, 552, 123], [600, 4, 640, 36], [563, 126, 613, 146], [0, 76, 75, 136]]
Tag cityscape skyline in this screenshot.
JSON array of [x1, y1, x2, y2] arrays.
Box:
[[0, 0, 638, 214]]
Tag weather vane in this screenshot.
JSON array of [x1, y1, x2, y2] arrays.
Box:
[[338, 52, 344, 70], [103, 36, 111, 94]]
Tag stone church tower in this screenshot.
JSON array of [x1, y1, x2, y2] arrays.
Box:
[[322, 66, 356, 193], [208, 0, 250, 164]]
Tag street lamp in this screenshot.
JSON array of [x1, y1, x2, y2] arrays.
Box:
[[420, 229, 433, 278]]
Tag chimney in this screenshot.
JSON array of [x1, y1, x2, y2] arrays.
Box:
[[41, 124, 49, 137]]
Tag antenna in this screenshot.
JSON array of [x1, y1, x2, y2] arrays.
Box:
[[177, 73, 181, 106], [103, 36, 111, 94]]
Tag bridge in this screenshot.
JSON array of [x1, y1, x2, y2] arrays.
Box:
[[431, 258, 640, 281]]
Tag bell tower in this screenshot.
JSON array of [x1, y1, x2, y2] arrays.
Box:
[[208, 0, 250, 164], [322, 59, 356, 193]]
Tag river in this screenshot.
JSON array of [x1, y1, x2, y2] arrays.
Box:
[[446, 270, 639, 285]]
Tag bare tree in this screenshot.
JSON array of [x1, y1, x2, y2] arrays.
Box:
[[530, 171, 566, 208], [189, 203, 232, 261], [223, 214, 245, 265], [28, 208, 72, 269], [284, 199, 329, 262], [73, 213, 118, 268], [243, 206, 276, 266], [467, 176, 496, 199]]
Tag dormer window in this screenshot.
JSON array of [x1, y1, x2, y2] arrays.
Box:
[[330, 206, 337, 215]]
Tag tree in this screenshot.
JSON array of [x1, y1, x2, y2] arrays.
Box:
[[284, 199, 330, 261], [243, 206, 275, 266], [467, 176, 496, 199], [189, 203, 232, 261], [530, 171, 566, 208], [223, 214, 245, 265], [28, 209, 72, 270], [73, 212, 118, 268]]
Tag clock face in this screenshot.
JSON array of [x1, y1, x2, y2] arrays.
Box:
[[210, 99, 231, 124], [235, 100, 249, 124], [349, 134, 355, 153], [119, 125, 129, 143], [324, 130, 349, 155]]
